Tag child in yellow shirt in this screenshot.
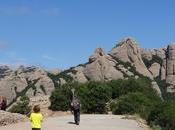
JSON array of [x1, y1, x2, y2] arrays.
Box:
[[29, 105, 43, 130]]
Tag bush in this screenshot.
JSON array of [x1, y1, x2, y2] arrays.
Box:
[[107, 77, 157, 99], [49, 81, 112, 114], [49, 84, 72, 111], [148, 101, 175, 130], [111, 92, 161, 119], [106, 79, 123, 99], [9, 96, 31, 115], [76, 81, 112, 114]]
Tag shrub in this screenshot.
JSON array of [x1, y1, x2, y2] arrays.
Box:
[[76, 81, 112, 114], [49, 84, 72, 111], [9, 96, 31, 115], [107, 77, 157, 99], [49, 81, 112, 114], [106, 79, 123, 99], [111, 92, 161, 119], [148, 101, 175, 130]]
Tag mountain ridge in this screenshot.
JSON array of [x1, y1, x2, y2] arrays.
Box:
[[0, 37, 175, 107]]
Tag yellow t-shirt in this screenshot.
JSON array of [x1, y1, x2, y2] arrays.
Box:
[[29, 113, 43, 128]]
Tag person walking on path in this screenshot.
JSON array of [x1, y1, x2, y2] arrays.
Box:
[[71, 97, 81, 125], [29, 105, 43, 130]]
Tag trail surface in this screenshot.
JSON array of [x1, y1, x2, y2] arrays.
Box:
[[0, 115, 148, 130]]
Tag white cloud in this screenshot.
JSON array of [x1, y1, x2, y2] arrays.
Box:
[[42, 55, 57, 61], [0, 6, 59, 16], [1, 51, 27, 67], [0, 6, 31, 15]]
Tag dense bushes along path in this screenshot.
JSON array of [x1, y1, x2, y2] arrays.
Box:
[[0, 115, 149, 130]]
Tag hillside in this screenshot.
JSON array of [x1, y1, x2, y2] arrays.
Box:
[[0, 37, 175, 107]]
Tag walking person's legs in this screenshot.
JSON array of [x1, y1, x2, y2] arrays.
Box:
[[74, 109, 80, 125], [32, 128, 41, 130]]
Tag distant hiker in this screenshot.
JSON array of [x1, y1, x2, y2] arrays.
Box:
[[0, 96, 7, 111], [71, 97, 81, 125], [29, 105, 43, 130]]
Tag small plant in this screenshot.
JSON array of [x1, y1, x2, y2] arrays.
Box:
[[9, 96, 31, 115]]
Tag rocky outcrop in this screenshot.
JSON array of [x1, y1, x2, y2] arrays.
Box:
[[2, 36, 175, 109], [151, 81, 162, 96], [0, 110, 27, 126], [83, 48, 124, 81], [49, 68, 61, 75], [166, 45, 175, 92], [141, 48, 166, 79], [0, 66, 54, 106], [109, 38, 153, 79], [68, 66, 88, 83], [141, 48, 166, 60], [149, 63, 161, 78], [68, 48, 124, 82]]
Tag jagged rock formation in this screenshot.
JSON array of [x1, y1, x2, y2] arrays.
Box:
[[141, 48, 166, 60], [2, 37, 175, 107], [83, 48, 124, 81], [49, 68, 61, 75], [166, 45, 175, 92], [109, 38, 153, 79], [66, 48, 124, 82], [149, 63, 161, 78], [0, 66, 54, 106], [60, 38, 162, 95], [141, 48, 166, 79], [140, 45, 175, 93]]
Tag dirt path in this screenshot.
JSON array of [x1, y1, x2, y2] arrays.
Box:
[[0, 115, 148, 130]]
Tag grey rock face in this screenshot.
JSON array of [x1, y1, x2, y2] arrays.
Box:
[[141, 48, 166, 60], [109, 38, 153, 79], [0, 66, 54, 105], [67, 48, 124, 83], [161, 59, 166, 80], [149, 63, 161, 78], [68, 66, 88, 83], [141, 48, 166, 80], [84, 48, 124, 81], [49, 68, 61, 75], [166, 45, 175, 92], [152, 81, 162, 96]]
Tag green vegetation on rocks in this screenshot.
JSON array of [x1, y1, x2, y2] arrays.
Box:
[[142, 55, 163, 68], [9, 96, 31, 115]]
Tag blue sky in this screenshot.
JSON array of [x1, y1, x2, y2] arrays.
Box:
[[0, 0, 175, 69]]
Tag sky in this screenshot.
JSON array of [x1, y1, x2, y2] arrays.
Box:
[[0, 0, 175, 69]]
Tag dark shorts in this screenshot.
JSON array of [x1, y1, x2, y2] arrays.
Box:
[[32, 128, 41, 130]]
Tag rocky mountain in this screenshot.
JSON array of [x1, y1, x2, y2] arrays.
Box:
[[1, 37, 175, 107], [0, 66, 54, 106]]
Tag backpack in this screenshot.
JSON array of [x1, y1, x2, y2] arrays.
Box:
[[71, 99, 80, 110]]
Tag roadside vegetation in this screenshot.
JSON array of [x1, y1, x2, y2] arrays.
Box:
[[49, 76, 175, 130]]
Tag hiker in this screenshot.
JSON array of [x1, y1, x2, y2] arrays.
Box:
[[71, 97, 81, 125], [0, 96, 7, 111], [29, 105, 43, 130]]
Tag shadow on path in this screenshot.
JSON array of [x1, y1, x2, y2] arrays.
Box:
[[67, 122, 76, 125]]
